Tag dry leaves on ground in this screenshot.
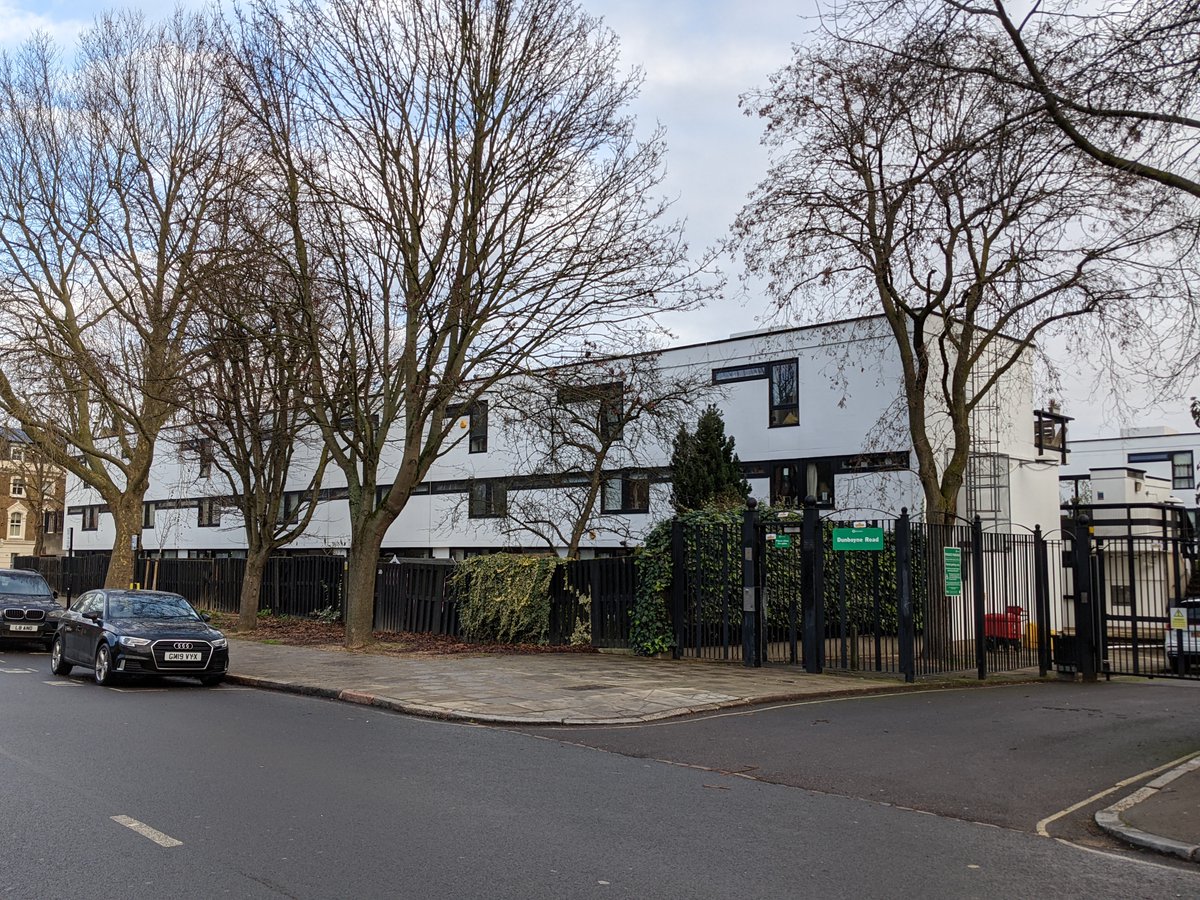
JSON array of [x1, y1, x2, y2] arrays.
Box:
[[207, 611, 597, 657]]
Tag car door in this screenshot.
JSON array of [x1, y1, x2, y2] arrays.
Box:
[[64, 592, 101, 662], [74, 593, 106, 662]]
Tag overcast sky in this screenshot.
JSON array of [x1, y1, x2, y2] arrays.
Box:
[[3, 0, 1196, 438]]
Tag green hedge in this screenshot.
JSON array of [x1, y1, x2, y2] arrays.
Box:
[[451, 554, 564, 644]]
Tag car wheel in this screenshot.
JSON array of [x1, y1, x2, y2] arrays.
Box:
[[50, 636, 72, 676], [200, 675, 224, 687], [94, 643, 114, 686]]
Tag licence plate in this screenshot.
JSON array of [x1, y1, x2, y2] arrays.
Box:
[[164, 651, 202, 662], [7, 623, 39, 632]]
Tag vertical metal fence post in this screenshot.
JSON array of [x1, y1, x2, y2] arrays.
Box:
[[972, 515, 987, 680], [897, 508, 915, 683], [742, 499, 760, 668], [670, 518, 685, 660], [1073, 515, 1098, 681], [1034, 525, 1050, 677], [801, 496, 821, 674]]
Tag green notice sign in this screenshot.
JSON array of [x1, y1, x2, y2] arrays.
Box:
[[832, 527, 884, 551], [943, 547, 963, 597], [773, 533, 793, 550]]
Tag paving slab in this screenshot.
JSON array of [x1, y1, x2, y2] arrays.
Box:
[[225, 638, 929, 725]]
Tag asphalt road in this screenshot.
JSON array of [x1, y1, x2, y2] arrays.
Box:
[[521, 678, 1200, 837], [2, 648, 1199, 899]]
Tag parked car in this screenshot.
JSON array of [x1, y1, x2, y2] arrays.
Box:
[[0, 568, 62, 651], [1165, 597, 1200, 668], [51, 589, 228, 686]]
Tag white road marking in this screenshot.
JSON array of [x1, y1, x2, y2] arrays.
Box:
[[1035, 749, 1200, 837], [0, 667, 35, 674], [111, 815, 183, 848], [43, 680, 83, 686]]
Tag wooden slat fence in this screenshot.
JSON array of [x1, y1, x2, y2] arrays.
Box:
[[374, 559, 459, 634]]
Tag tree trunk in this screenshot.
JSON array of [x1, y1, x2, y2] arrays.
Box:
[[343, 534, 383, 649], [239, 548, 268, 634], [104, 496, 143, 589]]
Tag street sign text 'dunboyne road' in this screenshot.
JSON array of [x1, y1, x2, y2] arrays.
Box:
[[832, 526, 884, 552]]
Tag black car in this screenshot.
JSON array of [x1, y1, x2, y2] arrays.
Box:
[[51, 589, 229, 686], [0, 568, 62, 650]]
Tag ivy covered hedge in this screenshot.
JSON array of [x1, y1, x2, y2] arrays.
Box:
[[629, 506, 920, 656], [451, 554, 564, 645]]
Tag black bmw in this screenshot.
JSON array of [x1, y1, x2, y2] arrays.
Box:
[[0, 568, 62, 650], [51, 589, 229, 686]]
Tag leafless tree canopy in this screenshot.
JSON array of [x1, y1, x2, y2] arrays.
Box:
[[733, 26, 1184, 521], [490, 351, 710, 556], [0, 10, 246, 587], [229, 0, 710, 645]]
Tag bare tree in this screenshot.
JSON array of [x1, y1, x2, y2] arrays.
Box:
[[733, 29, 1179, 525], [488, 351, 708, 556], [0, 11, 246, 588], [228, 0, 711, 647], [186, 234, 330, 633], [856, 0, 1200, 199]]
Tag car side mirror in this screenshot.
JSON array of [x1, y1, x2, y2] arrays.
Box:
[[83, 612, 102, 623], [200, 613, 211, 622], [52, 590, 59, 600]]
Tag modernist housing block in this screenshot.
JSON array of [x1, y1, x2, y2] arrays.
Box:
[[64, 316, 1064, 560]]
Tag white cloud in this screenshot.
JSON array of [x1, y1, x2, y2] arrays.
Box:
[[0, 2, 90, 48]]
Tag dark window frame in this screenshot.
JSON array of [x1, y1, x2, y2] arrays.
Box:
[[1173, 451, 1195, 490], [143, 502, 156, 530], [82, 507, 98, 531], [600, 473, 651, 514], [43, 509, 62, 535], [468, 480, 507, 519], [768, 360, 799, 428], [197, 497, 221, 528]]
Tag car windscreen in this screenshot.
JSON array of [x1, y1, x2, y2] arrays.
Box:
[[108, 595, 200, 620], [0, 571, 53, 597]]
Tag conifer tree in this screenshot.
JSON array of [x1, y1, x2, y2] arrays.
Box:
[[669, 405, 749, 512]]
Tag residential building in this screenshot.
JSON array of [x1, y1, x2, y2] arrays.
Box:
[[0, 428, 66, 567], [64, 316, 1065, 559]]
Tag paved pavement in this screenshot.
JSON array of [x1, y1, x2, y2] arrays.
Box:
[[225, 638, 1200, 864]]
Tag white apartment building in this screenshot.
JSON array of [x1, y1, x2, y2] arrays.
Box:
[[64, 316, 1065, 560]]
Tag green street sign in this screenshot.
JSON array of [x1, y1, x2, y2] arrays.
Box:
[[773, 533, 793, 550], [832, 527, 884, 552], [943, 547, 963, 597]]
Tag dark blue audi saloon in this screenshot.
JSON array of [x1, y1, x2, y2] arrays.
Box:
[[51, 589, 228, 686]]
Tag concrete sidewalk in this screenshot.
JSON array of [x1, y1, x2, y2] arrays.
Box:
[[1096, 755, 1200, 863], [225, 638, 925, 725]]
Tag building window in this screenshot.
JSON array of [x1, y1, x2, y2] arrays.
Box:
[[1127, 450, 1195, 491], [143, 502, 156, 530], [840, 451, 909, 472], [280, 491, 304, 524], [198, 498, 221, 528], [9, 446, 24, 463], [8, 511, 23, 540], [1173, 451, 1194, 490], [468, 481, 507, 519], [771, 463, 801, 507], [601, 474, 650, 514], [804, 458, 835, 507], [10, 476, 25, 498], [557, 383, 625, 443], [768, 361, 799, 427], [446, 401, 489, 454], [711, 363, 769, 385], [82, 507, 98, 531], [43, 510, 62, 535], [182, 437, 215, 478]]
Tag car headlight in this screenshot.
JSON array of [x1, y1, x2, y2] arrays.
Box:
[[118, 636, 151, 648], [211, 638, 228, 649]]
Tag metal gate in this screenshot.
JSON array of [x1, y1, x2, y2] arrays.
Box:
[[671, 503, 1055, 681], [1058, 504, 1200, 680]]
